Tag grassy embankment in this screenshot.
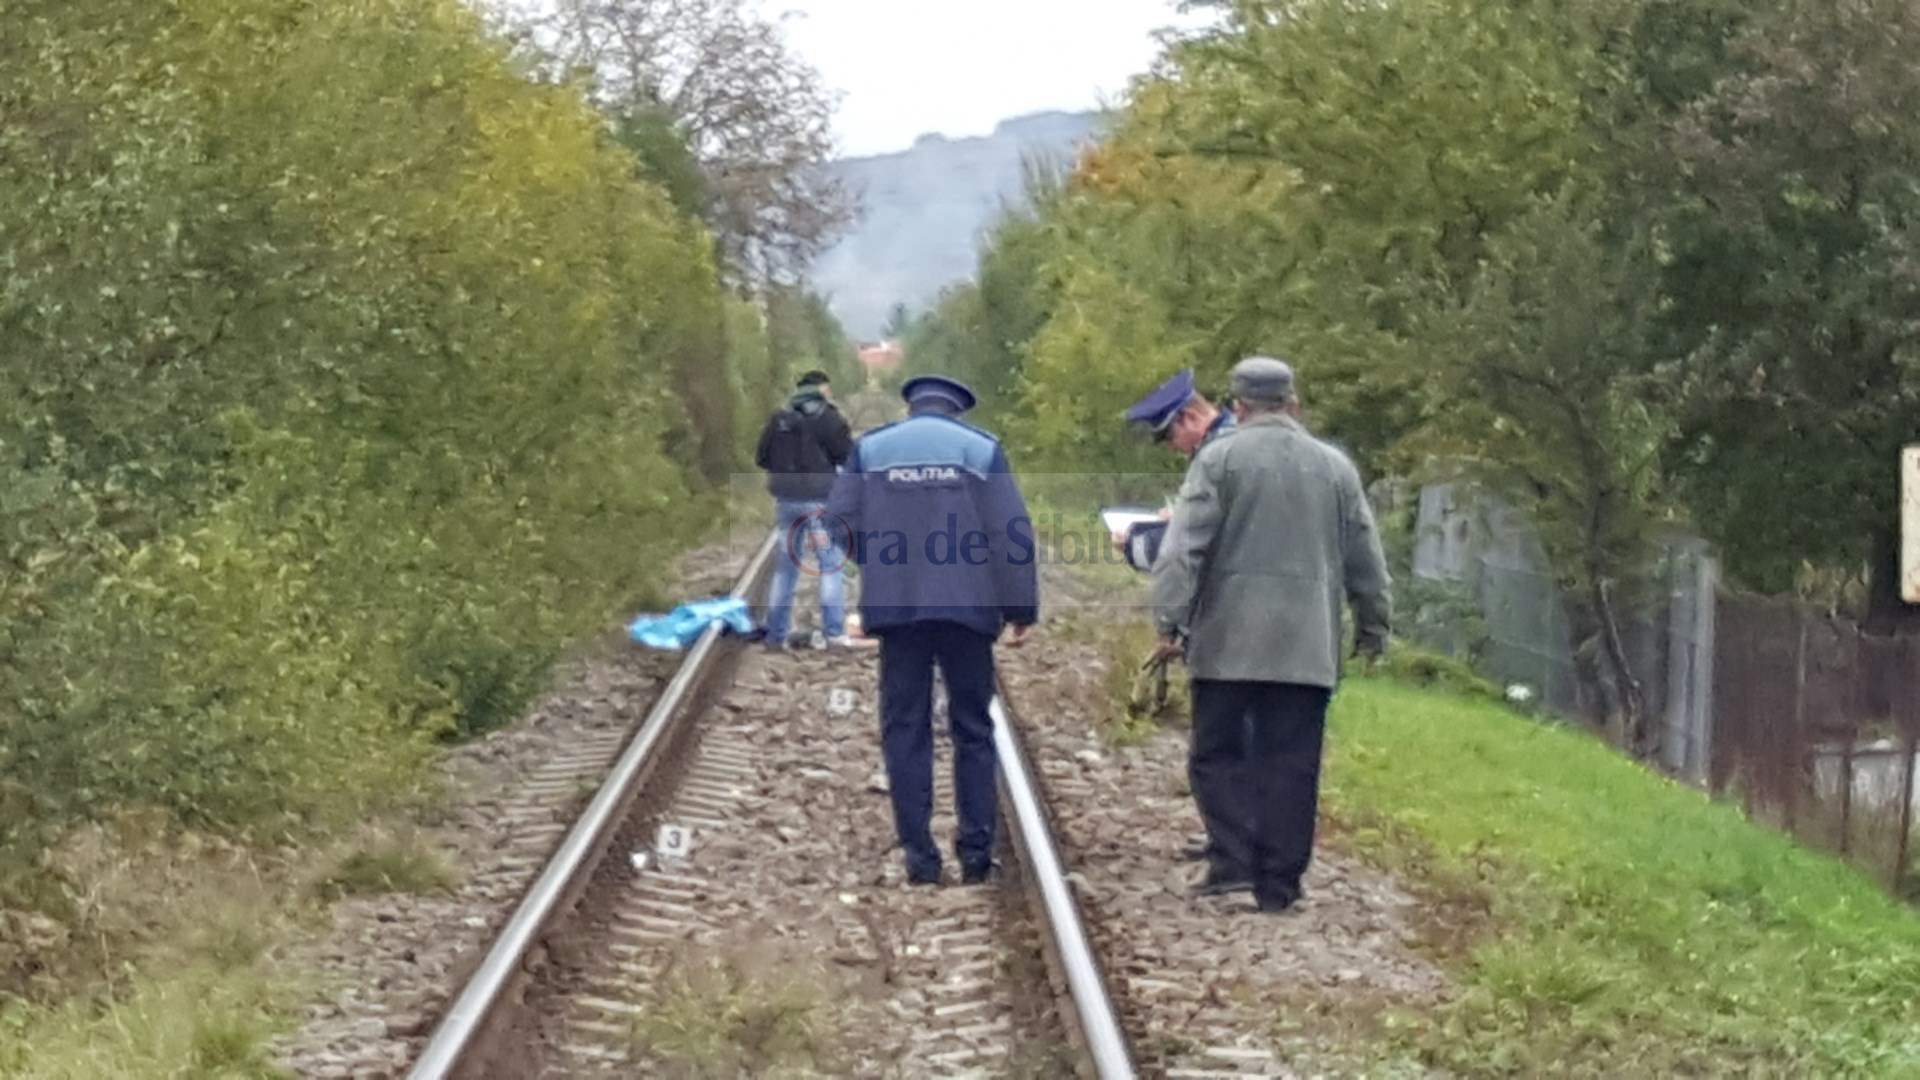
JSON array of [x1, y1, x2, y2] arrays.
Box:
[[1327, 677, 1920, 1075]]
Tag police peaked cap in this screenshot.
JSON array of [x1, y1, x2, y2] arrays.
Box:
[[1124, 368, 1199, 433], [901, 374, 978, 413]]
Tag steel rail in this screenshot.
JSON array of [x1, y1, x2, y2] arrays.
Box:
[[408, 531, 778, 1080], [992, 695, 1138, 1079]]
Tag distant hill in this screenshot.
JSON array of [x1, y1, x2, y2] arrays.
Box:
[[807, 110, 1103, 342]]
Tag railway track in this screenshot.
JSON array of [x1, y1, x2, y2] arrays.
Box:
[[405, 532, 1140, 1079]]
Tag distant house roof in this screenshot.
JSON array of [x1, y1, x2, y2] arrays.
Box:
[[858, 341, 904, 373]]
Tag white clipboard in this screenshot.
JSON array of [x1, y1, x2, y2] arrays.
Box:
[[1100, 506, 1164, 536]]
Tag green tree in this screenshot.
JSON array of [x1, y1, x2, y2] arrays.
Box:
[[1417, 199, 1673, 748], [0, 0, 744, 871], [1651, 0, 1920, 629]]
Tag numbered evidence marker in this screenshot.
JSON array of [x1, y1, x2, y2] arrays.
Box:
[[655, 822, 693, 860], [827, 687, 857, 716], [1903, 446, 1920, 604]]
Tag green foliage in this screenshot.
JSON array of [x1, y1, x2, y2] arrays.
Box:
[[1329, 679, 1920, 1074], [0, 967, 287, 1079], [911, 0, 1920, 661], [314, 834, 459, 900], [1413, 199, 1674, 728], [907, 0, 1613, 482], [0, 0, 750, 885], [725, 297, 779, 459], [1648, 0, 1920, 609], [723, 285, 865, 458], [1374, 490, 1493, 661], [900, 205, 1061, 424], [0, 836, 300, 1077], [1372, 645, 1501, 702], [766, 287, 862, 394], [1094, 617, 1189, 747], [614, 105, 713, 222], [628, 952, 847, 1076]]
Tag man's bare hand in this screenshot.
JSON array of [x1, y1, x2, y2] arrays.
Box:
[[1149, 634, 1184, 665], [1006, 623, 1034, 648]]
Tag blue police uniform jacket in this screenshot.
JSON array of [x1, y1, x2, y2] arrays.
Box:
[[826, 413, 1040, 638]]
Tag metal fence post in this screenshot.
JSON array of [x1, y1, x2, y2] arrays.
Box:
[[1788, 613, 1808, 838], [1897, 634, 1919, 893], [1839, 737, 1855, 856], [1696, 557, 1718, 787], [1896, 734, 1917, 893]]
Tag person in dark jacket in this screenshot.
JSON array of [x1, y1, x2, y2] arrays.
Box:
[[826, 375, 1039, 885], [755, 370, 856, 648]]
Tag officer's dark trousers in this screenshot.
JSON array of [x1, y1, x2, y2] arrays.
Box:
[[877, 622, 998, 879], [1189, 679, 1331, 902]]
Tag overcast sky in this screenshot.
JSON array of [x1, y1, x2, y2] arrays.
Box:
[[774, 0, 1212, 158]]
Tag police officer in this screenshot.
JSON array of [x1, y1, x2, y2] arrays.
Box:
[[1125, 367, 1236, 457], [1115, 369, 1236, 572], [1152, 357, 1391, 912], [826, 375, 1039, 885], [1114, 369, 1241, 868]]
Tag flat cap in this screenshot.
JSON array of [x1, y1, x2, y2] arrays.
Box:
[[900, 374, 977, 413], [1230, 356, 1295, 404], [1123, 368, 1197, 433]]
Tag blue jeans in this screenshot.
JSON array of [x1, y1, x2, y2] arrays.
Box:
[[765, 499, 846, 644]]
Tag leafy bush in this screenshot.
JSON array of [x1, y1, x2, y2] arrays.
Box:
[[1372, 645, 1502, 702], [0, 0, 736, 892]]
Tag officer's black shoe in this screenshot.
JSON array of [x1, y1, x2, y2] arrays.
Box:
[[906, 867, 941, 886], [1255, 884, 1302, 913], [960, 861, 996, 885], [1189, 869, 1253, 897]]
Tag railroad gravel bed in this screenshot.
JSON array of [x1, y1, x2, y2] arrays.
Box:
[[527, 644, 1068, 1077], [276, 532, 1450, 1077], [272, 546, 745, 1079], [1000, 611, 1451, 1078], [269, 649, 681, 1078]]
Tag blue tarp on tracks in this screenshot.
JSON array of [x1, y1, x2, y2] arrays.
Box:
[[627, 596, 756, 651]]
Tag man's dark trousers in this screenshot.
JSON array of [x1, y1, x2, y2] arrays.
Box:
[[877, 621, 998, 880], [1189, 679, 1332, 904]]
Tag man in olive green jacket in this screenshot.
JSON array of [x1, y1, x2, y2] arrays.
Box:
[[1151, 356, 1391, 912]]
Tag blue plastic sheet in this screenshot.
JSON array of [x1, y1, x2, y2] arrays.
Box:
[[627, 596, 757, 651]]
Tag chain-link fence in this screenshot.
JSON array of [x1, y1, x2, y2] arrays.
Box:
[[1408, 483, 1917, 895], [1713, 594, 1919, 892]]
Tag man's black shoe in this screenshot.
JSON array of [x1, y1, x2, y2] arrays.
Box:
[[906, 864, 941, 886], [960, 862, 996, 885], [1189, 870, 1253, 897]]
